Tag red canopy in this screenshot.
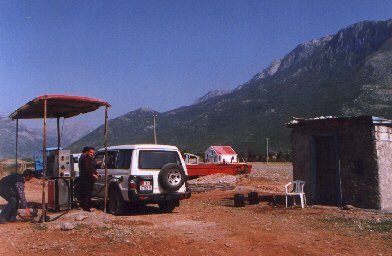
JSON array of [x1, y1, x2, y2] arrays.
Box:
[[9, 94, 111, 119], [9, 94, 111, 219]]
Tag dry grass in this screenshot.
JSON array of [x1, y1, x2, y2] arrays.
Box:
[[318, 215, 392, 240], [0, 163, 16, 177], [33, 223, 48, 231], [0, 159, 35, 177]]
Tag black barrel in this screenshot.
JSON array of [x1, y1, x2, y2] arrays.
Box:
[[248, 192, 259, 205], [234, 193, 245, 207]]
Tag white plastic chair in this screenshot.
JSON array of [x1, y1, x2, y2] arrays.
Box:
[[285, 180, 306, 208]]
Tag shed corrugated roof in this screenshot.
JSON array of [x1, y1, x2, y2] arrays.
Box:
[[286, 116, 392, 128], [210, 146, 237, 155]]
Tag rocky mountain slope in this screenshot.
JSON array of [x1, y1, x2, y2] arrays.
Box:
[[69, 19, 392, 154], [194, 90, 231, 104], [0, 116, 93, 159], [0, 115, 42, 159]]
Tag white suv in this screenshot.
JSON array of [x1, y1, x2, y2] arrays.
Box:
[[92, 144, 191, 215]]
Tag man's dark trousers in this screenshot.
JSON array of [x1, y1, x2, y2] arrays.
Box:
[[0, 189, 18, 221], [79, 176, 93, 210]]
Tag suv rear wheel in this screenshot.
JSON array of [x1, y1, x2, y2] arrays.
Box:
[[109, 187, 125, 215]]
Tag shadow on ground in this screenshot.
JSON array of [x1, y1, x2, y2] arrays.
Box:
[[221, 194, 301, 208]]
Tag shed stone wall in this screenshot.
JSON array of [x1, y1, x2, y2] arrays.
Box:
[[291, 128, 312, 198], [375, 125, 392, 211], [337, 124, 380, 209]]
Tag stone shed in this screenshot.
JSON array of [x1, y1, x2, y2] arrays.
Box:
[[287, 116, 392, 211]]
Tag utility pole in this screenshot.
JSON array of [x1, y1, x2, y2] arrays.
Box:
[[266, 137, 269, 164], [153, 114, 157, 144], [15, 119, 18, 173]]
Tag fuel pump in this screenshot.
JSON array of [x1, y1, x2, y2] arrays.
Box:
[[46, 150, 74, 211]]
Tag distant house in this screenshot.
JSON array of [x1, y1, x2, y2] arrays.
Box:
[[205, 146, 238, 163], [287, 116, 392, 211]]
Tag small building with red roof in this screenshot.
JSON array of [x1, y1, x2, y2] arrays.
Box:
[[204, 146, 238, 164]]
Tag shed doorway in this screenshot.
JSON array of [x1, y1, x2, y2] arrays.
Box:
[[314, 136, 339, 205]]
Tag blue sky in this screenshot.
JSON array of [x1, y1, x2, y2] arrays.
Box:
[[1, 0, 392, 127]]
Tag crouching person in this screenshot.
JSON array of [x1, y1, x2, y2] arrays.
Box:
[[0, 169, 34, 223]]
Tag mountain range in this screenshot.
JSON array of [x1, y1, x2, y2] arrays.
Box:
[[0, 116, 93, 159], [8, 19, 392, 157], [70, 19, 392, 155]]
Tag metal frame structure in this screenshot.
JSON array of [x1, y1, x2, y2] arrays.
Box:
[[9, 95, 111, 221]]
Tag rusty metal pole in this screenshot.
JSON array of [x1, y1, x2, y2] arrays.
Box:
[[15, 119, 19, 173], [57, 117, 60, 149], [103, 106, 109, 213], [42, 99, 47, 222]]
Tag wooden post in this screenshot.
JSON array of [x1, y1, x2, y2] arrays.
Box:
[[338, 159, 343, 207], [103, 106, 109, 213], [57, 117, 60, 149], [42, 99, 47, 222], [15, 119, 18, 173], [266, 137, 269, 164], [153, 115, 157, 144]]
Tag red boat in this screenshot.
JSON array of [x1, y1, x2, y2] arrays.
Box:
[[184, 153, 252, 178]]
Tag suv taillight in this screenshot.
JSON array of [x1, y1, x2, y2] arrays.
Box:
[[129, 178, 137, 190]]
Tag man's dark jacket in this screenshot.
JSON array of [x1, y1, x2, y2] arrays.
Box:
[[79, 155, 96, 181], [0, 173, 24, 198]]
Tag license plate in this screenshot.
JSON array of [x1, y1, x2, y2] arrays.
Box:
[[140, 180, 153, 191]]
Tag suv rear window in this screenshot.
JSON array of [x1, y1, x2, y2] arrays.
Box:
[[139, 150, 181, 169]]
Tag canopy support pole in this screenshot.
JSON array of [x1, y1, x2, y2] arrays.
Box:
[[103, 106, 109, 213], [42, 99, 47, 222], [153, 115, 157, 144], [57, 117, 61, 149], [15, 119, 18, 173]]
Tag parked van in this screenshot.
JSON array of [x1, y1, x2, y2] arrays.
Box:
[[92, 144, 191, 214]]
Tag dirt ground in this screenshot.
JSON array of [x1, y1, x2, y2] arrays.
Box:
[[0, 162, 391, 256]]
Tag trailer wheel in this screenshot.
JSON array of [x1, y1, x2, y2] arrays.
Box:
[[234, 193, 245, 207], [158, 164, 186, 192], [248, 192, 259, 205], [109, 186, 125, 215]]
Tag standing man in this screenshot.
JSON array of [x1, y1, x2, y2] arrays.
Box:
[[78, 146, 90, 172], [79, 147, 97, 211], [0, 169, 35, 223], [74, 146, 90, 202]]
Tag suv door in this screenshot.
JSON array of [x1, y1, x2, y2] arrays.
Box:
[[93, 150, 133, 198], [93, 150, 118, 197]]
